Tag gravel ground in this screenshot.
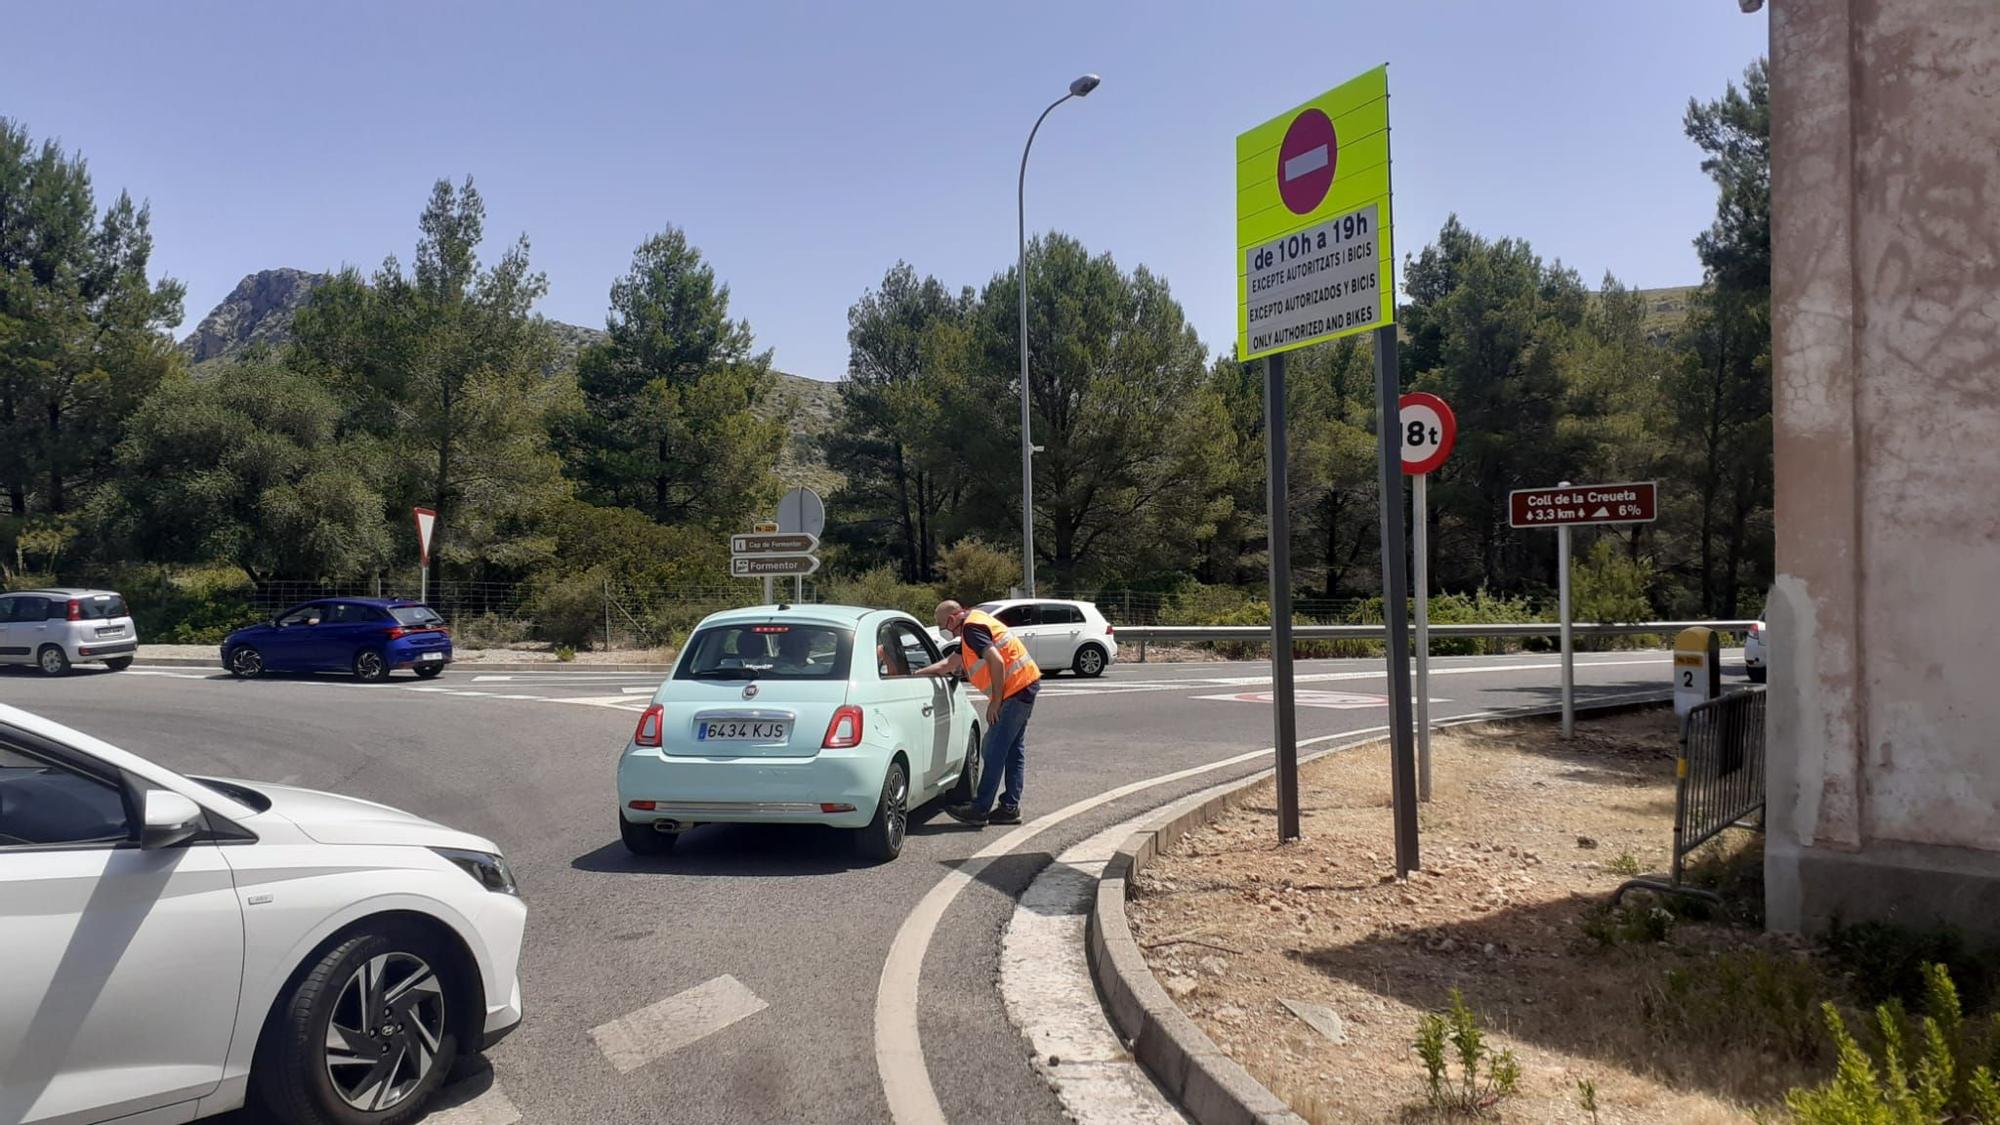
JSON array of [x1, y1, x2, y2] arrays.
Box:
[[1129, 709, 1799, 1124]]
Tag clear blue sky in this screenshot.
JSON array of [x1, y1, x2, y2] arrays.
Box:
[[7, 1, 1766, 380]]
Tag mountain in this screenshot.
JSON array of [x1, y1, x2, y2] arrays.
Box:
[[180, 268, 327, 363], [180, 270, 842, 492]]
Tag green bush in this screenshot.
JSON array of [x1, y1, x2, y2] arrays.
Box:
[[1643, 948, 1831, 1063], [935, 538, 1019, 606], [822, 566, 939, 619], [1573, 539, 1660, 650], [527, 567, 610, 649], [1786, 965, 2000, 1124], [157, 598, 261, 644], [1822, 920, 2000, 1015], [1413, 988, 1522, 1115], [454, 612, 532, 649], [1347, 588, 1548, 656], [1162, 582, 1262, 625]]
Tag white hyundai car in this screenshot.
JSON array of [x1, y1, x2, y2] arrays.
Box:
[[0, 704, 525, 1125]]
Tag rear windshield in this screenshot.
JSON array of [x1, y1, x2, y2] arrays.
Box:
[[58, 594, 128, 621], [390, 606, 445, 627], [675, 622, 853, 681]]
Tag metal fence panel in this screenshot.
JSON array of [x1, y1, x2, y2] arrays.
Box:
[[1672, 688, 1767, 878], [1613, 687, 1766, 905]]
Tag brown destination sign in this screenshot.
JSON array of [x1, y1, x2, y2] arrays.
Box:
[[1508, 482, 1658, 528]]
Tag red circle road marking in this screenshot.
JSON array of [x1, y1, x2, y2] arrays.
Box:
[[1277, 108, 1338, 215]]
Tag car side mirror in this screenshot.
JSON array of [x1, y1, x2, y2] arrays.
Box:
[[141, 790, 204, 850]]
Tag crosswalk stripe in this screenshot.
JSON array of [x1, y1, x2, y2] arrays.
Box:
[[589, 974, 768, 1074], [421, 1080, 522, 1125]]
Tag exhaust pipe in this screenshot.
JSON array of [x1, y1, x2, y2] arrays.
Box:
[[652, 819, 682, 833]]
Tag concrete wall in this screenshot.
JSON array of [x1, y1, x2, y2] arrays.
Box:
[[1766, 0, 2000, 936]]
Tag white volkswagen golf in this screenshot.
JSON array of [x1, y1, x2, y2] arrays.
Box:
[[0, 703, 526, 1125]]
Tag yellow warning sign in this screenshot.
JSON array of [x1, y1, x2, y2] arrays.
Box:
[[1236, 65, 1394, 360]]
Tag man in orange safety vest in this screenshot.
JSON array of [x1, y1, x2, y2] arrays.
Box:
[[914, 599, 1040, 826]]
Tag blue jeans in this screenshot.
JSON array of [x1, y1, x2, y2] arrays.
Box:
[[973, 692, 1034, 813]]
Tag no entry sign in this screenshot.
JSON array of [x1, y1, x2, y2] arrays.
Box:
[[1236, 66, 1393, 360], [1509, 482, 1659, 528], [1399, 393, 1456, 475], [1278, 108, 1337, 215]]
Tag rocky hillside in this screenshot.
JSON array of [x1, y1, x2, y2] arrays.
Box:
[[180, 268, 326, 363], [180, 270, 841, 491]]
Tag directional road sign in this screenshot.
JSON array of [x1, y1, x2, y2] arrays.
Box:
[[1509, 481, 1659, 528], [731, 555, 821, 578], [730, 532, 819, 556], [1237, 65, 1394, 360]]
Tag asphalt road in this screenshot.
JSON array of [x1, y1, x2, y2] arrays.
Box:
[[0, 648, 1741, 1124]]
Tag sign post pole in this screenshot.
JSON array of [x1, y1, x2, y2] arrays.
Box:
[[1236, 65, 1395, 855], [1265, 350, 1301, 843], [1396, 391, 1454, 804], [1557, 481, 1574, 739], [1414, 470, 1432, 801], [412, 507, 437, 607], [1374, 328, 1419, 875], [1505, 479, 1659, 741]]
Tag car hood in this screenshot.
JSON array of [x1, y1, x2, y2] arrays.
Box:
[[222, 780, 499, 851]]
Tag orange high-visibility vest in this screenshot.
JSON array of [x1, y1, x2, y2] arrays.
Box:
[[961, 609, 1041, 699]]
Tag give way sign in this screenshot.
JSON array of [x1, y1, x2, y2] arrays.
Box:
[[414, 507, 437, 566]]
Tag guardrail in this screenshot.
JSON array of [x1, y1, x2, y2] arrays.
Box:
[[1115, 620, 1758, 660]]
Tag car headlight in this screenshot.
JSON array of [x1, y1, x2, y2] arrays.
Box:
[[431, 847, 519, 896]]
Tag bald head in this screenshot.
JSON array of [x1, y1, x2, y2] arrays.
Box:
[[935, 600, 965, 633]]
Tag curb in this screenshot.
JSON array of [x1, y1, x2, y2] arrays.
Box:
[[1086, 691, 1673, 1125], [134, 655, 675, 673]]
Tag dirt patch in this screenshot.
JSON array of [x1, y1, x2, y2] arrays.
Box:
[[1128, 709, 1802, 1124]]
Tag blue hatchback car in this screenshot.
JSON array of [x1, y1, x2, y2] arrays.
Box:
[[221, 598, 453, 682]]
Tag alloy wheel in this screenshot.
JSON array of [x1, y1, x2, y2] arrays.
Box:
[[323, 951, 446, 1112], [886, 770, 908, 852], [356, 651, 385, 680], [232, 648, 263, 677], [39, 647, 66, 674]]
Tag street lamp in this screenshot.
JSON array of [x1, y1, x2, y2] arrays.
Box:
[[1018, 72, 1100, 597]]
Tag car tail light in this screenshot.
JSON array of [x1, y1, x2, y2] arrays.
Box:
[[628, 800, 657, 811], [822, 705, 863, 749], [66, 599, 81, 621], [1749, 623, 1763, 637], [1105, 624, 1115, 636], [384, 626, 408, 640], [633, 704, 664, 748], [819, 802, 856, 813]]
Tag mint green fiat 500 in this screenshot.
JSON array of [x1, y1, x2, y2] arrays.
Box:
[[616, 605, 982, 862]]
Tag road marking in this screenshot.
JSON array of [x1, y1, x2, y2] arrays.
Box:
[[547, 694, 653, 712], [875, 723, 1387, 1124], [1002, 813, 1192, 1124], [1192, 688, 1450, 709], [621, 686, 656, 694], [125, 670, 213, 680], [875, 687, 1674, 1124], [471, 675, 515, 682], [590, 974, 768, 1074], [423, 1080, 522, 1125], [1033, 657, 1671, 701]]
